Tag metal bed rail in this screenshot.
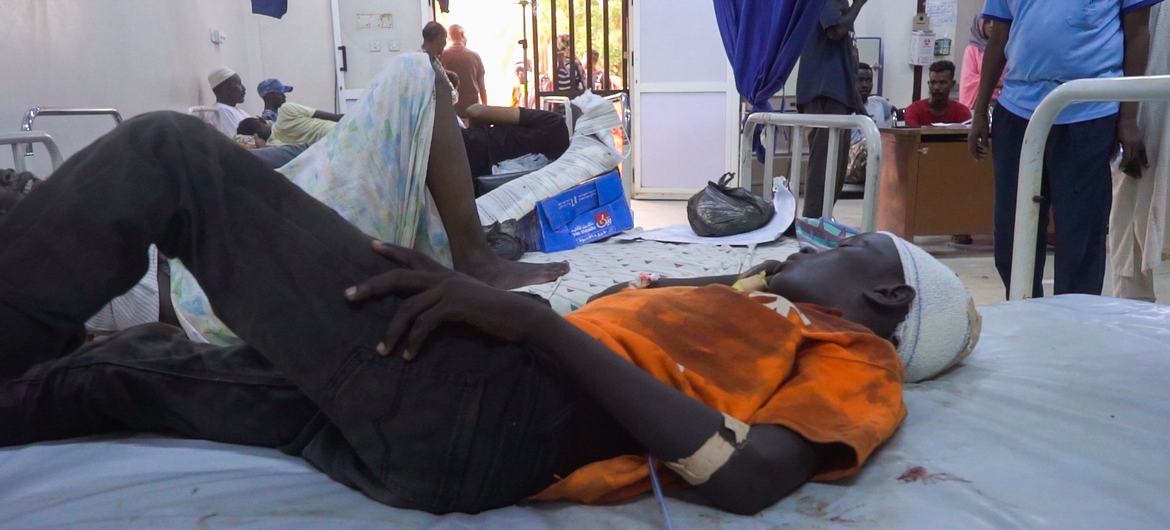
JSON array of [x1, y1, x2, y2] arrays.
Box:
[[739, 113, 882, 231], [187, 105, 220, 128], [17, 107, 122, 172], [1008, 75, 1170, 301], [1, 131, 64, 172]]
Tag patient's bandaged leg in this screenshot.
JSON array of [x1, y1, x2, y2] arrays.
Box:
[[476, 91, 624, 225]]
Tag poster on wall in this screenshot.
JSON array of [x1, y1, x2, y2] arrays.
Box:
[[925, 0, 957, 29], [924, 0, 958, 57]]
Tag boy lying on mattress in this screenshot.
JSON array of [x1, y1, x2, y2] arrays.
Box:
[[0, 66, 978, 518]]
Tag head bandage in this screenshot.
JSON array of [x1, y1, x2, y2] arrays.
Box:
[[879, 232, 982, 382], [663, 413, 749, 485], [207, 67, 237, 89]]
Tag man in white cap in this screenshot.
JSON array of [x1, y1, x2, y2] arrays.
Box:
[[208, 67, 251, 138]]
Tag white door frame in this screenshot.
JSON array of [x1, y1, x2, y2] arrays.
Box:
[[629, 0, 741, 200], [330, 0, 433, 112]]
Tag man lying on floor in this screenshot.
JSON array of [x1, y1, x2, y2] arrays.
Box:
[[0, 115, 979, 515]]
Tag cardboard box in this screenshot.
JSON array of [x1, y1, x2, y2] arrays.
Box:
[[520, 170, 633, 253]]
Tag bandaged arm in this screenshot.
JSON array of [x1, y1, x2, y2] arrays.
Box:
[[527, 310, 822, 515]]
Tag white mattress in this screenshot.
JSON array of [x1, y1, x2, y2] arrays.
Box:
[[3, 295, 1169, 529], [518, 237, 801, 313]]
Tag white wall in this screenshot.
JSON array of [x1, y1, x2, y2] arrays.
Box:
[[855, 0, 977, 108], [0, 0, 339, 175]]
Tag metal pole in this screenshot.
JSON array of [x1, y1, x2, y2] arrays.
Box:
[[822, 129, 840, 219], [790, 126, 804, 216], [567, 0, 576, 93], [550, 0, 558, 92], [585, 0, 593, 91], [602, 0, 611, 91], [532, 0, 542, 105]]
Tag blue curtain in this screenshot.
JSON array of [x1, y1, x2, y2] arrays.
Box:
[[252, 0, 288, 19], [713, 0, 828, 160]]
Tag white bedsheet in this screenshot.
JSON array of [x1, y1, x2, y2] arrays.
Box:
[[2, 295, 1169, 529]]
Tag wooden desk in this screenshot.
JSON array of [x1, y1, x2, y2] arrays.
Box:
[[877, 127, 995, 238]]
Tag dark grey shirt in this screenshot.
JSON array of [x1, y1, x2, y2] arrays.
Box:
[[796, 0, 861, 111]]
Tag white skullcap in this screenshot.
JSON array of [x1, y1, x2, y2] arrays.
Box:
[[879, 232, 982, 382], [207, 67, 237, 89]]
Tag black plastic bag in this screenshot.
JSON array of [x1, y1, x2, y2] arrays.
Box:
[[687, 172, 775, 237]]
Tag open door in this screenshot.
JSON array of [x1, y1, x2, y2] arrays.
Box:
[[330, 0, 430, 112], [630, 0, 739, 199]]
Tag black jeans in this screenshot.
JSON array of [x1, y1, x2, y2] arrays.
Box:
[[990, 105, 1116, 297], [0, 112, 576, 514]]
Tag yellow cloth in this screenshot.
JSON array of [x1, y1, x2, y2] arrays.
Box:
[[270, 102, 336, 146]]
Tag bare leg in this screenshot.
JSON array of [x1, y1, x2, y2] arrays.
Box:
[[465, 104, 521, 128], [426, 74, 569, 289]]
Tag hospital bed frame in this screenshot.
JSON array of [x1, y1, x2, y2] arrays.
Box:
[[739, 113, 882, 231], [1008, 74, 1170, 300], [0, 130, 64, 171], [187, 105, 221, 129], [16, 107, 122, 172]]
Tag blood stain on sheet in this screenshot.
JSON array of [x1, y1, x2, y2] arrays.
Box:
[[897, 465, 971, 484]]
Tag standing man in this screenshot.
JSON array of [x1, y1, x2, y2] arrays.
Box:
[[207, 67, 251, 138], [441, 24, 488, 118], [1109, 3, 1169, 302], [421, 21, 447, 62], [903, 61, 972, 127], [258, 78, 294, 122], [969, 0, 1157, 297], [796, 0, 868, 219]]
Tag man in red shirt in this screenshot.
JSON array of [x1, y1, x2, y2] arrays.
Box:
[[904, 60, 972, 127]]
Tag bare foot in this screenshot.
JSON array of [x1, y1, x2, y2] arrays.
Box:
[[461, 256, 570, 290]]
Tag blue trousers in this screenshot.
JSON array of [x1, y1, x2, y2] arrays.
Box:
[[991, 105, 1116, 298]]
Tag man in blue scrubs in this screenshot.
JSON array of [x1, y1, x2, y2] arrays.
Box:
[[969, 0, 1159, 297]]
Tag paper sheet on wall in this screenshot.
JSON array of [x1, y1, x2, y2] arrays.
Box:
[[925, 0, 958, 32]]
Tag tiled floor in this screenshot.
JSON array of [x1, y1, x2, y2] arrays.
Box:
[[630, 198, 1170, 306]]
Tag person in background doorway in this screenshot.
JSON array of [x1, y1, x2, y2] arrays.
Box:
[[421, 21, 447, 61], [208, 67, 251, 138], [1109, 3, 1169, 302], [904, 61, 972, 127], [259, 78, 295, 122], [511, 62, 531, 108], [959, 15, 1003, 111], [554, 34, 587, 97], [441, 24, 488, 118], [970, 0, 1157, 298], [796, 0, 868, 219], [845, 63, 896, 186], [586, 50, 622, 91]]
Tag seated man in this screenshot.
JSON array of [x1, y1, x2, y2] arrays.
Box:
[[264, 78, 344, 146], [0, 114, 980, 515], [207, 67, 252, 137], [904, 60, 973, 127], [846, 62, 898, 185], [258, 78, 294, 122]]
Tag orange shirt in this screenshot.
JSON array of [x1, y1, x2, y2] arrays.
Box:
[[532, 285, 906, 504]]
